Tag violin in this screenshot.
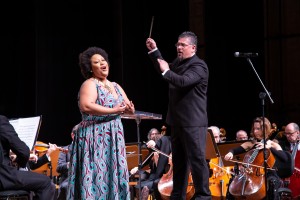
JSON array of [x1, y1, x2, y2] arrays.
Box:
[[9, 141, 67, 167], [34, 141, 68, 154]]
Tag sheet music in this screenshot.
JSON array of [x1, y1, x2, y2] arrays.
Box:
[[9, 116, 41, 150]]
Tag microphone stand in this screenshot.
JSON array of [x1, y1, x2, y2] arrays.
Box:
[[246, 58, 274, 104], [245, 57, 275, 200], [259, 92, 268, 200], [135, 115, 143, 200], [121, 111, 162, 200]]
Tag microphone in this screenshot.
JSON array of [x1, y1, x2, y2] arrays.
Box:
[[234, 52, 258, 57]]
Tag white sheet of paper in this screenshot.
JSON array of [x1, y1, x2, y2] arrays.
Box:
[[9, 116, 41, 150]]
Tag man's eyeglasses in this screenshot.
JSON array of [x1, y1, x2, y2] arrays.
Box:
[[284, 131, 298, 135], [175, 43, 193, 48]]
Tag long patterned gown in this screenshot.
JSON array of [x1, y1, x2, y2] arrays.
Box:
[[67, 80, 130, 200]]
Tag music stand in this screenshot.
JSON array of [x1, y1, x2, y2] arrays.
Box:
[[206, 129, 220, 160], [217, 140, 248, 167], [121, 111, 162, 200], [206, 132, 249, 199]]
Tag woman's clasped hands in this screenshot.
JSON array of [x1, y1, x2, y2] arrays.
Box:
[[115, 100, 135, 114]]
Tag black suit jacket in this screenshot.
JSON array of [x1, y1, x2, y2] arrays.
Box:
[[273, 136, 295, 178], [278, 137, 292, 152], [29, 154, 50, 170], [0, 115, 30, 189], [149, 50, 208, 126], [137, 136, 172, 191], [149, 136, 172, 180]]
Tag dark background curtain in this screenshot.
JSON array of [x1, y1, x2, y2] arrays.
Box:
[[1, 0, 299, 146]]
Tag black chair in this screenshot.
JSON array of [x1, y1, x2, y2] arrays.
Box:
[[0, 125, 31, 200], [0, 190, 31, 200], [278, 187, 292, 200]]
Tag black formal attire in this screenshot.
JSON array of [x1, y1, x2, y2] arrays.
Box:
[[0, 115, 55, 200], [26, 153, 57, 199], [276, 136, 300, 198], [56, 143, 72, 200], [277, 135, 293, 152], [148, 50, 211, 200], [29, 154, 50, 170], [275, 136, 295, 178], [135, 136, 172, 199]]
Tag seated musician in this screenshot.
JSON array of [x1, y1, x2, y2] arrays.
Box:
[[224, 117, 290, 200], [208, 126, 221, 144], [9, 138, 58, 199], [141, 128, 162, 149], [56, 124, 77, 200], [10, 143, 58, 171], [133, 128, 162, 181], [208, 126, 233, 199], [130, 133, 172, 200], [207, 126, 221, 178], [276, 122, 300, 199], [0, 115, 56, 200], [235, 130, 249, 141]]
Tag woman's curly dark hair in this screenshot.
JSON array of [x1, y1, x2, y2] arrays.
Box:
[[79, 47, 109, 79]]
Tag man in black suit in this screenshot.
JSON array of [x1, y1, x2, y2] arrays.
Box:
[[146, 31, 211, 200], [0, 115, 56, 200], [56, 124, 77, 200]]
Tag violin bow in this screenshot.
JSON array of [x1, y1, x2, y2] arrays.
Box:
[[141, 152, 154, 166], [223, 158, 276, 171], [143, 141, 171, 159], [209, 161, 235, 175]]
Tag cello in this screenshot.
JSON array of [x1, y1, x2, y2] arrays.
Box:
[[209, 157, 234, 198], [157, 153, 173, 200], [228, 142, 275, 200], [149, 149, 195, 200]]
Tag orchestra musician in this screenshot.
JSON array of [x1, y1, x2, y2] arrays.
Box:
[[11, 142, 58, 199], [131, 134, 172, 200], [235, 130, 249, 141], [276, 122, 300, 199], [207, 126, 233, 199], [0, 115, 56, 200], [224, 117, 290, 200], [141, 128, 162, 149], [10, 143, 58, 171], [207, 126, 221, 178], [208, 126, 221, 143], [56, 124, 78, 200]]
